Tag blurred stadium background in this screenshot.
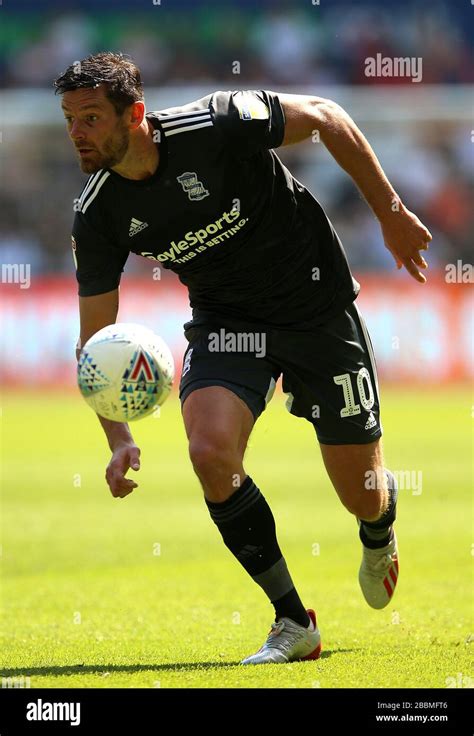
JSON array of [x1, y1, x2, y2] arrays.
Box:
[[1, 0, 473, 693], [0, 0, 472, 389]]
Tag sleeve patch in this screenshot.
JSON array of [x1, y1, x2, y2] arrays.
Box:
[[235, 91, 269, 121]]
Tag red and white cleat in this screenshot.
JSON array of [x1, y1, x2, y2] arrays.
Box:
[[240, 609, 322, 665], [359, 531, 399, 609]]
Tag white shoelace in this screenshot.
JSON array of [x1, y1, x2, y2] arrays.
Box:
[[260, 619, 307, 655], [364, 547, 396, 575]]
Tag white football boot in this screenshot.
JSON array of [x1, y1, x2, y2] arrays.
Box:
[[359, 530, 399, 609], [240, 609, 322, 665]]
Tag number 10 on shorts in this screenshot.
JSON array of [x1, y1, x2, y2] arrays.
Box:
[[334, 369, 375, 417]]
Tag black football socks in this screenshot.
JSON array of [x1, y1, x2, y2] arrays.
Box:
[[205, 475, 311, 628], [359, 469, 398, 549]]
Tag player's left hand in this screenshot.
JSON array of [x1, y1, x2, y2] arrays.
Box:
[[380, 207, 432, 283]]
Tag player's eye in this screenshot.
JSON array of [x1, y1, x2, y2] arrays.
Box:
[[86, 115, 98, 122]]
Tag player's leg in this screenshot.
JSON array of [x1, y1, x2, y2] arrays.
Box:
[[182, 384, 310, 624], [179, 315, 322, 661], [279, 301, 399, 609], [319, 438, 399, 609], [318, 437, 388, 523], [182, 384, 252, 501], [181, 385, 320, 663]]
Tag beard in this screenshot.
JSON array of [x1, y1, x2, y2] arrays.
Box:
[[78, 123, 130, 174]]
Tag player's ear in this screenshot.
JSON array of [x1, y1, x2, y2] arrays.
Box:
[[128, 101, 145, 130]]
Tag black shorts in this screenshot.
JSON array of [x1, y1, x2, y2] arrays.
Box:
[[179, 300, 383, 445]]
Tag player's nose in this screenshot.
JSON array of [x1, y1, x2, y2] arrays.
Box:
[[69, 120, 87, 142]]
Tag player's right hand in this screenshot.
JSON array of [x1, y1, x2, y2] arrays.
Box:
[[380, 206, 432, 283], [105, 443, 141, 499]]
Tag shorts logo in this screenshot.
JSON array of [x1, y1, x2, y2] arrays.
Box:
[[365, 411, 377, 430], [182, 348, 193, 377], [177, 172, 209, 201]]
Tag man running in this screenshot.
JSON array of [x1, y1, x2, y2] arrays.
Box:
[[54, 52, 431, 665]]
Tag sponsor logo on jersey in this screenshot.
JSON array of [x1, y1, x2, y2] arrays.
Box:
[[235, 92, 269, 121], [176, 172, 209, 201], [129, 218, 149, 237], [139, 208, 249, 265]]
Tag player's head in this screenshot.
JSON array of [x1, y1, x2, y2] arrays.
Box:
[[54, 52, 145, 173]]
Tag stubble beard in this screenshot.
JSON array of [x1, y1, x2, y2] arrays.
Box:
[[78, 124, 130, 174]]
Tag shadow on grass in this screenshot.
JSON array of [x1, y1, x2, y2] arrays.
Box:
[[1, 649, 355, 678]]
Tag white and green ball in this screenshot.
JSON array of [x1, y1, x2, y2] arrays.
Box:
[[77, 323, 174, 422]]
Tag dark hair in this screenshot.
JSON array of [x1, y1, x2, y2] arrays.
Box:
[[53, 51, 144, 115]]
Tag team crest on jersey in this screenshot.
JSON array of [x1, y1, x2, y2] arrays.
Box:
[[176, 172, 209, 201]]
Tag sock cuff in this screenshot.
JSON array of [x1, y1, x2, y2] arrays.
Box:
[[205, 476, 262, 524], [359, 525, 394, 549]]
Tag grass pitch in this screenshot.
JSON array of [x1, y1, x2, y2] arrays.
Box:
[[1, 386, 472, 688]]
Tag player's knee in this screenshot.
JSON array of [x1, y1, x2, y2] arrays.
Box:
[[188, 435, 237, 483]]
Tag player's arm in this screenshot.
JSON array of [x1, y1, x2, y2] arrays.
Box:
[[77, 288, 140, 499], [277, 93, 432, 283]]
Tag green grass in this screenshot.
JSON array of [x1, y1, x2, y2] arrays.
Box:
[[1, 386, 472, 688]]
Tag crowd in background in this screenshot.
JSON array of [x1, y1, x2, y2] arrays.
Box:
[[0, 3, 471, 277], [1, 4, 471, 88]]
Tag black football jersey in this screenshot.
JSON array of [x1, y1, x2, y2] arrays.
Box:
[[71, 89, 359, 328]]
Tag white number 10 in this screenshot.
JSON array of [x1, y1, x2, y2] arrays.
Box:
[[333, 368, 375, 417]]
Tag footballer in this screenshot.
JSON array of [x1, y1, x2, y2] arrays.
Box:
[[54, 52, 431, 664]]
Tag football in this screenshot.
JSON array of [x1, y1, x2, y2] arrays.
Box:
[[77, 323, 174, 422]]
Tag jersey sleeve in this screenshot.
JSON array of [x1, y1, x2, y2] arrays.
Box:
[[72, 211, 129, 297], [210, 90, 286, 158]]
